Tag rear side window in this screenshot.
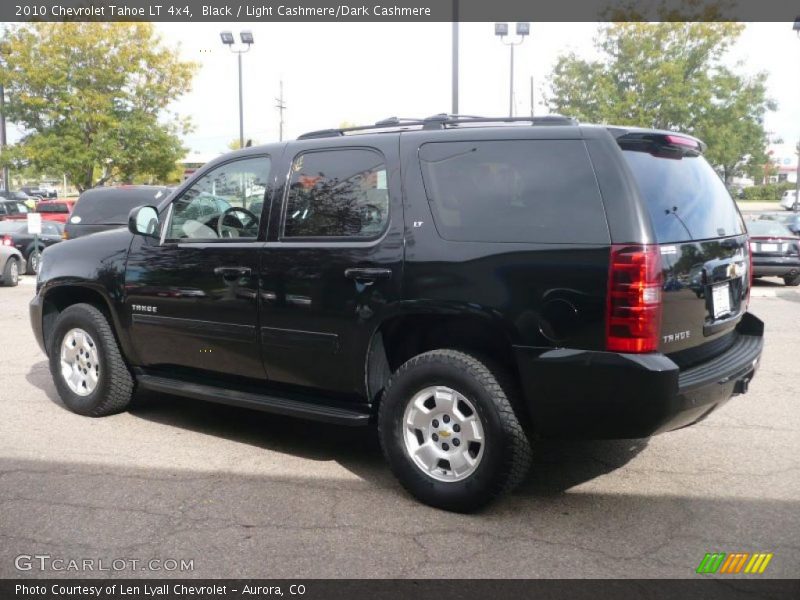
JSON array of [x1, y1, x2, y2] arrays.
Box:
[[418, 140, 609, 243], [283, 149, 389, 239], [72, 188, 168, 224], [622, 151, 745, 243]]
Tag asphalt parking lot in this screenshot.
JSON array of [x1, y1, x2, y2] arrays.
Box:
[[1, 271, 798, 579]]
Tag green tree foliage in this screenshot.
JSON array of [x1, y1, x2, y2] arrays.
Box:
[[0, 23, 197, 190], [546, 21, 775, 183]]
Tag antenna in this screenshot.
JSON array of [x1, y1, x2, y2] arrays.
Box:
[[275, 81, 286, 142]]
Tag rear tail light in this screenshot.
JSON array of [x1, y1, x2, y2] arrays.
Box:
[[1, 235, 12, 247], [606, 244, 663, 353]]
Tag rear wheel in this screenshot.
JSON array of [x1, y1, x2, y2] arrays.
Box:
[[784, 273, 800, 287], [2, 258, 19, 287], [26, 249, 42, 275], [378, 349, 532, 512], [49, 303, 134, 416]]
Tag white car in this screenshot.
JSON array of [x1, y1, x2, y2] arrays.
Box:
[[780, 189, 798, 210]]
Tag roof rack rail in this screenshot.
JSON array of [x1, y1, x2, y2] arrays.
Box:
[[297, 113, 578, 139]]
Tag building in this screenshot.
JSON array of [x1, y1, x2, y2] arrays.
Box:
[[767, 144, 798, 184]]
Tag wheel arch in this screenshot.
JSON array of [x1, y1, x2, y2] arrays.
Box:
[[40, 283, 132, 359], [365, 307, 522, 410]]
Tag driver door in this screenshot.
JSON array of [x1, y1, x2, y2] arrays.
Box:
[[125, 155, 272, 382]]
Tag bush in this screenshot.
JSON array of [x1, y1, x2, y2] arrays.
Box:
[[741, 182, 795, 202]]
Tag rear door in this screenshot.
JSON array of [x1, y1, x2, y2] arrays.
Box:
[[619, 138, 749, 362]]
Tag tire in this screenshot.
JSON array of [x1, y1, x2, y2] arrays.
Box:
[[48, 303, 134, 416], [378, 349, 532, 512], [26, 249, 42, 275], [784, 273, 800, 287], [2, 258, 20, 287]]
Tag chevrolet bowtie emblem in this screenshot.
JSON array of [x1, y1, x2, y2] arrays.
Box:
[[439, 430, 451, 438]]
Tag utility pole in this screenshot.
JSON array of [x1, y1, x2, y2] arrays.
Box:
[[452, 0, 459, 115], [0, 82, 8, 192], [275, 81, 286, 142]]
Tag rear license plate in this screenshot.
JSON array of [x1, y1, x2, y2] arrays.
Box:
[[712, 283, 731, 319], [760, 243, 778, 252]]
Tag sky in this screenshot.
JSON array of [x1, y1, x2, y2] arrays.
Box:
[[8, 22, 800, 158]]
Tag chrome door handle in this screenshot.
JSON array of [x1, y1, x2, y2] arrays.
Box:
[[344, 268, 392, 282]]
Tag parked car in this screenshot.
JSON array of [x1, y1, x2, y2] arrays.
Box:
[[758, 211, 800, 236], [31, 116, 764, 511], [20, 186, 46, 200], [747, 219, 800, 286], [0, 199, 32, 221], [0, 244, 24, 286], [36, 199, 76, 223], [779, 189, 798, 211], [1, 189, 39, 210], [0, 220, 64, 274], [64, 186, 172, 240]]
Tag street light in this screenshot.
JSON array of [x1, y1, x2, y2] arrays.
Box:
[[220, 30, 254, 149], [495, 22, 530, 117]]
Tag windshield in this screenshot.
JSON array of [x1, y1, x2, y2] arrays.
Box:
[[622, 150, 745, 243]]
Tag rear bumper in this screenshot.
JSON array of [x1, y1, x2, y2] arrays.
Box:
[[752, 257, 800, 278], [515, 312, 764, 439]]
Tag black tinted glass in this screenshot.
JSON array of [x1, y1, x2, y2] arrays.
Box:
[[37, 203, 69, 213], [284, 149, 389, 239], [418, 140, 609, 243], [72, 188, 169, 224], [622, 150, 745, 243]]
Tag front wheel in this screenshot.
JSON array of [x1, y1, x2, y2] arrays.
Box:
[[49, 303, 134, 416], [378, 349, 532, 512]]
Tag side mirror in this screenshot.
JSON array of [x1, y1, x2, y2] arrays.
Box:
[[128, 205, 160, 238]]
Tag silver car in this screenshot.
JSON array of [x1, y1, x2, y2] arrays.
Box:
[[0, 245, 25, 287]]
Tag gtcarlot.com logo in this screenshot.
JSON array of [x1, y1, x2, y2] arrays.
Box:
[[15, 554, 194, 572], [696, 552, 773, 574]]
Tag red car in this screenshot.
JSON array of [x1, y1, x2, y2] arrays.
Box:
[[35, 199, 76, 223]]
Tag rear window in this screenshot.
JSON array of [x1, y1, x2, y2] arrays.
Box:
[[747, 220, 794, 237], [37, 203, 69, 213], [72, 188, 168, 224], [622, 150, 745, 243], [418, 140, 609, 243]]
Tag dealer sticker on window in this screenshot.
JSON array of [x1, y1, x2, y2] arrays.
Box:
[[712, 282, 731, 319]]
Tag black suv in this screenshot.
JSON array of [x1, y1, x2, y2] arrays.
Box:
[[31, 116, 763, 511]]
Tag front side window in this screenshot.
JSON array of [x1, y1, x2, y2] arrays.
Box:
[[167, 156, 270, 240], [283, 149, 388, 239]]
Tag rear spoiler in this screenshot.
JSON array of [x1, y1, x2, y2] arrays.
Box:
[[608, 128, 706, 156]]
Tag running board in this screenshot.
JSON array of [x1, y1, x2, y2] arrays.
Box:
[[136, 374, 370, 426]]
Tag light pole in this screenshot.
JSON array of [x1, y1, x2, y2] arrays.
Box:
[[220, 30, 254, 149], [495, 22, 529, 118], [793, 17, 800, 210], [0, 81, 8, 192]]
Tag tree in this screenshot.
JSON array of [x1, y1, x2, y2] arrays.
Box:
[[546, 21, 774, 183], [0, 23, 197, 191]]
